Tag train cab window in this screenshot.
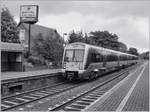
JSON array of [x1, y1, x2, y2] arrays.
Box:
[[64, 49, 84, 62], [74, 50, 84, 62], [64, 50, 73, 62]]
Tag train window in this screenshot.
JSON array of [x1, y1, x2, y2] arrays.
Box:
[[64, 50, 73, 62], [74, 50, 84, 62], [91, 53, 97, 62], [120, 55, 125, 61], [91, 53, 103, 62], [106, 53, 118, 61], [96, 54, 100, 59], [64, 49, 84, 62], [96, 54, 103, 62]]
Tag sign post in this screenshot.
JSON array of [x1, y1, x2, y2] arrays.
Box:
[[20, 5, 39, 54]]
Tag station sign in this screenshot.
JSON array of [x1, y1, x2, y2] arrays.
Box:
[[20, 5, 39, 24]]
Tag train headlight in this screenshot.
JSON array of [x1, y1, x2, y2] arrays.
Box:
[[63, 63, 66, 69]]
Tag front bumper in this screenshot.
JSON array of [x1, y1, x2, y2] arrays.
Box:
[[61, 69, 86, 79]]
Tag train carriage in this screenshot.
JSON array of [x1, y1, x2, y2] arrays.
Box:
[[61, 42, 138, 80]]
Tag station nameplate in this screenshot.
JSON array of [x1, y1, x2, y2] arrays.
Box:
[[20, 5, 39, 23]]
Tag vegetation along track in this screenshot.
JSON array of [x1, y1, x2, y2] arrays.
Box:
[[49, 64, 140, 111], [1, 80, 85, 111]]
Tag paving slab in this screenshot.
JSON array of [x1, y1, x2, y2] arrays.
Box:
[[122, 62, 149, 111]]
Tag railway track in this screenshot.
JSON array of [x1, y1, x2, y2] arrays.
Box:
[[1, 81, 84, 111], [1, 63, 140, 111], [48, 66, 137, 111]]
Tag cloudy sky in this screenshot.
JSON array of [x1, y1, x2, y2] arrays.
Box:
[[2, 1, 149, 53]]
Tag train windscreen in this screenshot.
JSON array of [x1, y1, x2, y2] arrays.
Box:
[[64, 49, 84, 62]]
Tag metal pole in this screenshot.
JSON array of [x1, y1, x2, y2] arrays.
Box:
[[28, 24, 31, 55]]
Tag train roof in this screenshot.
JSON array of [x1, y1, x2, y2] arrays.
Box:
[[67, 42, 137, 57]]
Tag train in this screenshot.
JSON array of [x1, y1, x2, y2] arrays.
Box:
[[61, 42, 138, 80]]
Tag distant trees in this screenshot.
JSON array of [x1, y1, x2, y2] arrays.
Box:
[[68, 30, 85, 43], [88, 31, 127, 52], [68, 30, 128, 53], [1, 7, 20, 43], [33, 33, 64, 66], [140, 51, 149, 60], [128, 47, 139, 56]]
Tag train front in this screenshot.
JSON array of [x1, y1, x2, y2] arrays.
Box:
[[61, 43, 86, 80]]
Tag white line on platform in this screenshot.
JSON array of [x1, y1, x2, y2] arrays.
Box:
[[116, 63, 147, 111], [83, 62, 145, 111]]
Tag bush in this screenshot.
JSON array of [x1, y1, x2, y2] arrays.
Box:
[[23, 51, 31, 58], [27, 56, 44, 65], [23, 62, 33, 68]]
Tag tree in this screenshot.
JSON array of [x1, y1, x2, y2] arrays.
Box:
[[139, 51, 149, 60], [88, 30, 127, 52], [128, 47, 139, 56], [33, 33, 64, 65], [117, 42, 127, 52], [68, 30, 84, 43], [1, 7, 20, 43], [67, 30, 128, 53]]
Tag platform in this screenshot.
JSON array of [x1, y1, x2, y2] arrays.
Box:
[[1, 69, 62, 97], [1, 69, 61, 81], [85, 62, 149, 111]]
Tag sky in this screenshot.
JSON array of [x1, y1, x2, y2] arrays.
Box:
[[1, 1, 150, 53]]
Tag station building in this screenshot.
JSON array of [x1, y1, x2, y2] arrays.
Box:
[[18, 23, 61, 54], [1, 23, 62, 72], [1, 42, 24, 72]]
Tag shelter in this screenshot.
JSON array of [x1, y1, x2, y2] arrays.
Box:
[[1, 42, 24, 72]]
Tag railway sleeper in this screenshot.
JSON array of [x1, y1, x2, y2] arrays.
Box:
[[75, 101, 91, 105], [64, 106, 81, 111], [81, 98, 95, 102], [69, 103, 86, 109], [84, 96, 98, 100]]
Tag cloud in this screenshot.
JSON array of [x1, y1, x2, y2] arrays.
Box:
[[2, 1, 150, 18], [1, 1, 149, 53]]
